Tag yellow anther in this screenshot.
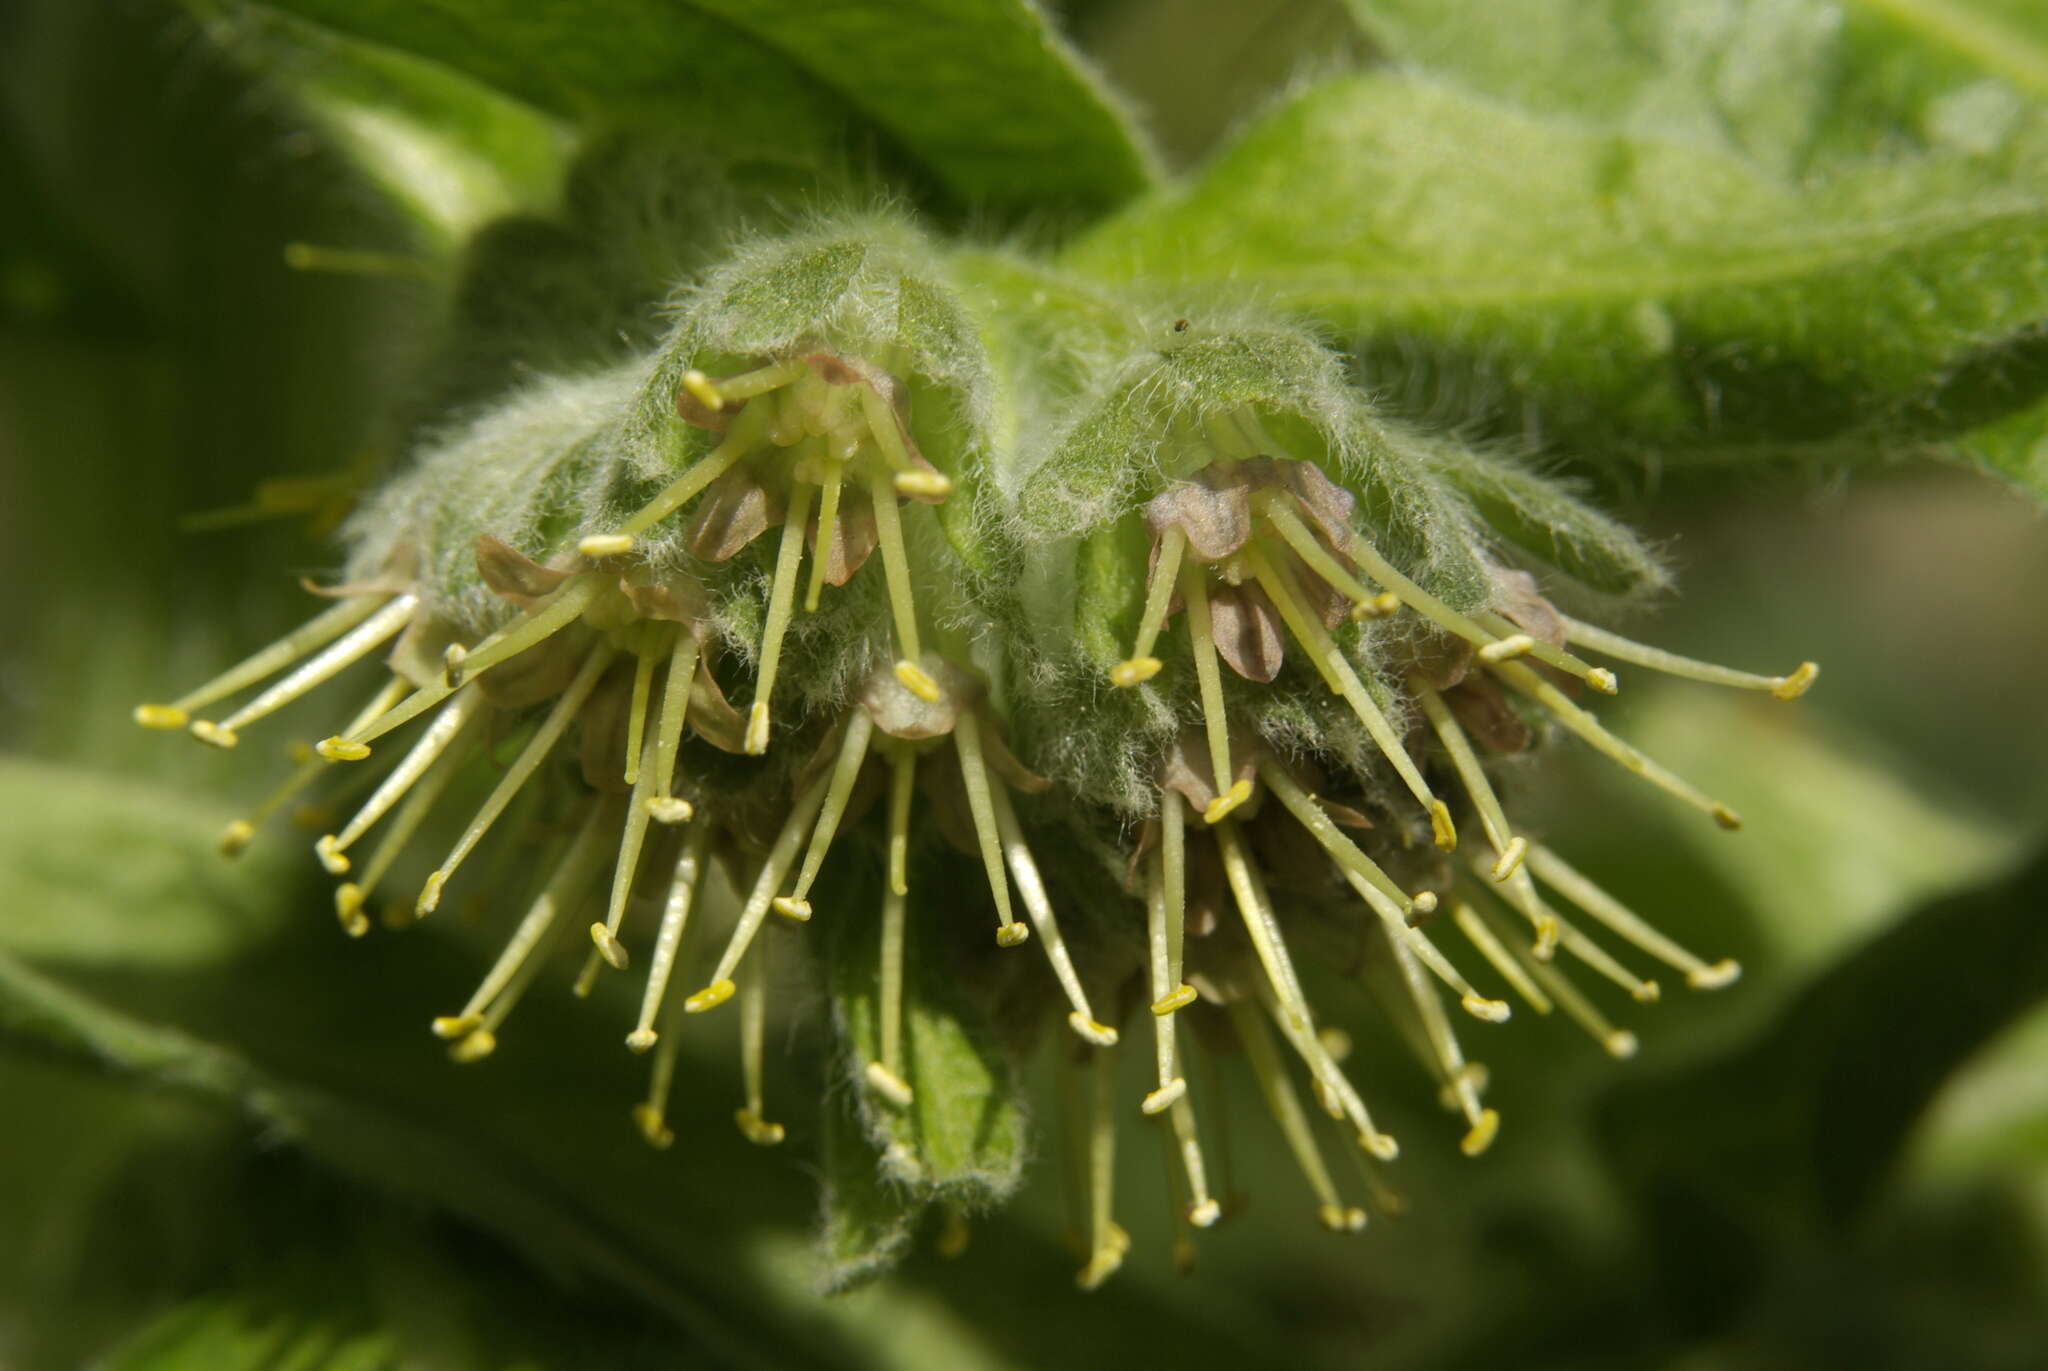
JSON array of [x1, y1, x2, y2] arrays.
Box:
[[1188, 1198, 1222, 1228], [633, 1103, 675, 1149], [314, 834, 349, 875], [1202, 778, 1253, 825], [891, 469, 951, 499], [335, 882, 365, 921], [1713, 804, 1743, 830], [590, 923, 629, 971], [646, 796, 694, 824], [133, 704, 189, 730], [1773, 661, 1821, 699], [770, 896, 812, 921], [217, 820, 256, 857], [1361, 1131, 1400, 1162], [893, 660, 941, 702], [1461, 1108, 1502, 1157], [995, 923, 1031, 948], [735, 1108, 785, 1146], [1349, 591, 1401, 621], [443, 642, 467, 672], [1409, 891, 1439, 916], [431, 1014, 482, 1040], [316, 736, 371, 762], [417, 869, 450, 917], [1151, 984, 1198, 1016], [1430, 800, 1457, 852], [1587, 668, 1620, 695], [449, 1030, 497, 1063], [189, 720, 239, 749], [1068, 1012, 1120, 1047], [1491, 837, 1529, 882], [1143, 1078, 1187, 1115], [685, 978, 735, 1013], [744, 701, 771, 756], [577, 532, 636, 558], [864, 1062, 913, 1108], [1460, 995, 1511, 1023], [1109, 656, 1163, 687], [1532, 914, 1559, 960], [1688, 958, 1743, 990], [1477, 633, 1536, 663], [1318, 1203, 1368, 1233], [1319, 1026, 1353, 1063], [1605, 1030, 1640, 1059], [1075, 1223, 1131, 1291], [681, 368, 724, 412], [625, 1028, 658, 1053]]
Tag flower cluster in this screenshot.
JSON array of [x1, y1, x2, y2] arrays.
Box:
[[138, 219, 1815, 1289]]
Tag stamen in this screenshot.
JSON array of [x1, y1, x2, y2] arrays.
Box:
[[591, 722, 666, 973], [1158, 790, 1189, 1012], [435, 803, 611, 1042], [1467, 900, 1635, 1057], [577, 533, 635, 558], [1143, 844, 1187, 1113], [318, 686, 484, 874], [446, 575, 606, 688], [1241, 542, 1452, 848], [1490, 659, 1742, 829], [1382, 922, 1499, 1156], [331, 704, 480, 937], [689, 767, 833, 1011], [1076, 1043, 1129, 1290], [1346, 531, 1540, 666], [1474, 611, 1616, 693], [1229, 1000, 1365, 1233], [866, 468, 938, 702], [717, 358, 807, 403], [989, 779, 1116, 1045], [1258, 760, 1436, 916], [775, 711, 874, 920], [1525, 844, 1741, 990], [1562, 616, 1818, 699], [803, 456, 845, 612], [1412, 680, 1526, 879], [229, 679, 407, 856], [734, 946, 786, 1145], [622, 634, 662, 787], [627, 821, 713, 1052], [744, 478, 816, 755], [1256, 497, 1386, 613], [194, 595, 418, 745], [863, 879, 913, 1107], [954, 711, 1028, 948], [1111, 525, 1186, 687], [616, 401, 772, 539], [857, 383, 913, 473], [635, 981, 689, 1148], [1215, 820, 1398, 1158], [1176, 558, 1251, 823], [1168, 1092, 1221, 1229], [885, 743, 916, 897], [1451, 901, 1553, 1014], [136, 593, 386, 729], [647, 633, 701, 823], [417, 641, 615, 917]]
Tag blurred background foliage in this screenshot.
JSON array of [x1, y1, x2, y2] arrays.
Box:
[[2, 0, 2046, 1367]]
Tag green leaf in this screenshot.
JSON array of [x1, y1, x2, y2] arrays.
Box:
[[1063, 67, 2048, 469], [817, 1097, 924, 1294], [828, 861, 1029, 1209], [206, 0, 1157, 216], [193, 8, 572, 250]]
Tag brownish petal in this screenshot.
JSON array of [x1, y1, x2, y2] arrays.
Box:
[[1157, 729, 1258, 813], [812, 492, 879, 586], [675, 387, 744, 432], [684, 469, 779, 563], [856, 658, 982, 740], [475, 534, 572, 606], [1207, 582, 1286, 683], [621, 573, 714, 635], [1145, 477, 1252, 562], [1277, 459, 1359, 549], [1492, 568, 1567, 649], [685, 656, 748, 754], [474, 635, 581, 711], [1447, 674, 1534, 754]]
